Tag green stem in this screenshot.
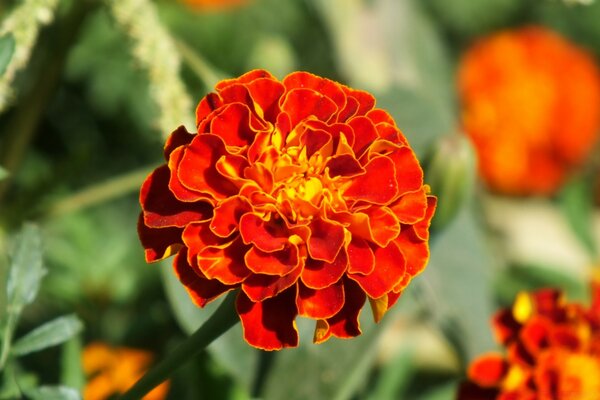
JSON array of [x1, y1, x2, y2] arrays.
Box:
[[119, 291, 239, 400]]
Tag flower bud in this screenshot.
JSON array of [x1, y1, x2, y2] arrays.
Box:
[[423, 133, 476, 233]]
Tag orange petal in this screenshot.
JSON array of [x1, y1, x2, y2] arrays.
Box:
[[209, 103, 257, 147], [315, 279, 365, 343], [281, 88, 338, 128], [236, 287, 299, 350], [395, 227, 429, 278], [197, 237, 251, 285], [413, 195, 437, 240], [239, 213, 289, 252], [307, 218, 345, 263], [348, 116, 378, 157], [338, 95, 359, 122], [467, 353, 508, 387], [210, 196, 252, 237], [346, 237, 375, 275], [245, 77, 285, 122], [301, 249, 348, 290], [178, 134, 238, 200], [182, 222, 227, 258], [140, 165, 212, 228], [363, 206, 400, 248], [241, 265, 302, 302], [245, 245, 300, 276], [173, 248, 232, 308], [283, 71, 347, 112], [168, 147, 209, 203], [349, 241, 406, 299], [215, 69, 274, 90], [297, 280, 344, 319], [387, 146, 423, 197], [195, 92, 222, 127], [137, 215, 182, 262], [344, 156, 398, 205], [389, 188, 428, 224], [344, 87, 375, 115]]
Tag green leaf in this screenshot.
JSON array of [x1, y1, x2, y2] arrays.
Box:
[[367, 348, 414, 400], [558, 177, 598, 259], [12, 315, 83, 356], [24, 385, 81, 400], [0, 33, 15, 76], [0, 166, 8, 181], [60, 336, 84, 390], [6, 223, 45, 311]]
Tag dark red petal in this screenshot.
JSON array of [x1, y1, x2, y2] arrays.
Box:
[[210, 196, 252, 237], [173, 248, 232, 308], [137, 215, 183, 262], [197, 237, 251, 285], [242, 265, 302, 302], [245, 245, 300, 276], [467, 354, 508, 387], [314, 279, 366, 343], [349, 241, 406, 299], [209, 103, 257, 147], [178, 134, 238, 200], [348, 116, 378, 157], [196, 92, 223, 127], [389, 188, 428, 224], [164, 125, 194, 160], [344, 156, 398, 205], [301, 249, 348, 290], [140, 165, 212, 228], [338, 95, 359, 122], [297, 280, 345, 320], [237, 287, 299, 350], [300, 126, 333, 160], [346, 237, 375, 275], [307, 218, 345, 263], [281, 88, 338, 128], [492, 309, 521, 345], [387, 146, 423, 197], [182, 222, 226, 258], [326, 154, 365, 178], [456, 382, 498, 400], [239, 213, 289, 252]]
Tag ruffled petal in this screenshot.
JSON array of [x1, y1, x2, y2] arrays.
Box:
[[237, 287, 299, 350], [281, 88, 338, 128], [307, 218, 345, 263], [297, 280, 344, 319], [301, 249, 348, 290], [245, 244, 300, 276], [137, 215, 183, 262], [164, 125, 194, 160], [344, 156, 398, 205], [196, 236, 251, 285], [389, 188, 428, 224], [241, 264, 302, 302], [314, 279, 365, 343], [467, 353, 509, 387], [349, 241, 406, 299], [210, 196, 252, 237], [239, 213, 290, 252], [346, 237, 375, 275], [209, 103, 258, 147]]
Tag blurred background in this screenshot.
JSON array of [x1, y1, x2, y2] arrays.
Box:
[[1, 0, 600, 398]]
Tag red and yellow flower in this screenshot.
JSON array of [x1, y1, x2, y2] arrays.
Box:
[[138, 70, 436, 350], [458, 287, 600, 400], [178, 0, 249, 11], [83, 342, 170, 400], [458, 26, 600, 196]]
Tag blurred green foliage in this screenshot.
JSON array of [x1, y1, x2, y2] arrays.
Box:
[[1, 0, 600, 398]]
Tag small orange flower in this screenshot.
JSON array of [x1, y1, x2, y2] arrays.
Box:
[[458, 26, 600, 195], [458, 287, 600, 400], [82, 342, 170, 400], [138, 70, 436, 350], [178, 0, 249, 11]]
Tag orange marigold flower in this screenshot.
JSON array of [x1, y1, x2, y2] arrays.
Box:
[[178, 0, 249, 10], [138, 70, 436, 350], [458, 26, 600, 195], [457, 287, 600, 400], [82, 342, 170, 400]]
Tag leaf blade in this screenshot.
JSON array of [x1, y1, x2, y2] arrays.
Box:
[[12, 314, 83, 356]]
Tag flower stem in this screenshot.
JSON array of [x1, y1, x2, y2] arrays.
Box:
[[119, 291, 239, 400]]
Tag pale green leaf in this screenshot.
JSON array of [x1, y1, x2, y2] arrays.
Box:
[[60, 336, 84, 390], [0, 166, 8, 181], [12, 315, 83, 356], [24, 385, 81, 400], [7, 223, 45, 310], [0, 34, 15, 76], [558, 177, 598, 259]]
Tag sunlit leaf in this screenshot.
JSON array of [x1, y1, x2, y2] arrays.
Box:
[[24, 385, 81, 400], [12, 315, 83, 356], [0, 33, 15, 76]]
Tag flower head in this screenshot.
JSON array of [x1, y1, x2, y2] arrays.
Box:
[[138, 70, 436, 350], [458, 26, 600, 195], [83, 342, 170, 400], [458, 287, 600, 399], [178, 0, 249, 10]]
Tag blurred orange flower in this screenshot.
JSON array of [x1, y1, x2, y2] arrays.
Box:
[[178, 0, 249, 11], [458, 287, 600, 399], [138, 70, 436, 350], [458, 26, 600, 195], [83, 342, 169, 400]]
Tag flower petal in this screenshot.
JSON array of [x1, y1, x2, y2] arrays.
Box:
[[242, 264, 302, 302], [344, 156, 398, 205], [387, 146, 424, 197], [237, 287, 299, 350], [283, 71, 347, 112], [349, 241, 406, 299], [168, 146, 208, 202], [173, 248, 232, 308], [307, 218, 345, 263], [245, 245, 300, 276], [467, 353, 509, 387], [210, 196, 252, 237], [196, 92, 223, 127], [197, 237, 251, 285], [246, 77, 285, 122], [346, 237, 375, 275], [326, 154, 365, 178], [297, 280, 345, 319], [389, 188, 428, 224], [314, 279, 365, 343], [178, 134, 238, 200], [140, 165, 212, 228], [301, 249, 348, 290], [239, 213, 290, 252], [281, 88, 338, 128], [137, 215, 182, 262], [348, 116, 378, 157], [164, 125, 194, 160]]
